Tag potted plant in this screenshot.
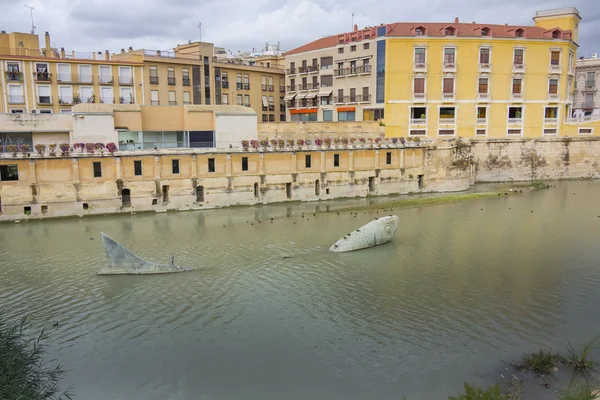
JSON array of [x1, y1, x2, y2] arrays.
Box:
[[374, 138, 382, 148], [6, 144, 17, 157], [20, 144, 30, 156], [314, 138, 323, 148], [341, 138, 348, 148], [250, 140, 259, 151], [391, 137, 399, 147], [323, 138, 332, 148], [241, 140, 249, 150], [305, 138, 312, 148], [278, 139, 285, 149], [286, 139, 294, 148], [85, 143, 96, 153], [34, 144, 46, 155], [348, 138, 356, 148], [59, 143, 70, 155], [296, 138, 305, 149], [260, 139, 269, 151], [358, 138, 366, 147], [48, 143, 57, 156], [95, 143, 105, 153], [106, 142, 117, 154], [270, 139, 278, 150], [73, 142, 85, 152]]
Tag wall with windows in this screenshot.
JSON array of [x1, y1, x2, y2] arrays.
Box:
[[257, 121, 382, 140]]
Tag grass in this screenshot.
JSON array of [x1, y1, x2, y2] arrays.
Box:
[[517, 349, 564, 374], [558, 384, 596, 400], [564, 333, 600, 371], [448, 382, 508, 400]]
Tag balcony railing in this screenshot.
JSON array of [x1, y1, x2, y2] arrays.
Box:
[[280, 85, 285, 92], [243, 83, 250, 90], [183, 77, 190, 86], [476, 118, 487, 124], [119, 96, 134, 104], [358, 94, 371, 103], [286, 68, 296, 75], [150, 76, 159, 84], [5, 71, 22, 81], [268, 85, 274, 92], [549, 64, 562, 74], [7, 95, 25, 104], [297, 84, 310, 91], [412, 93, 426, 102], [244, 103, 251, 107], [585, 81, 595, 90], [268, 105, 275, 112], [513, 63, 526, 73], [261, 84, 268, 91], [34, 72, 51, 82], [169, 101, 177, 105], [414, 63, 427, 73], [334, 96, 345, 104], [57, 74, 74, 83], [548, 93, 560, 102], [59, 96, 74, 105], [410, 118, 427, 125], [167, 77, 176, 85], [119, 141, 187, 151], [99, 97, 114, 104], [442, 93, 455, 102], [439, 117, 455, 125], [98, 76, 114, 84], [511, 93, 524, 102], [333, 65, 372, 77], [37, 96, 52, 105], [298, 65, 319, 74], [236, 82, 243, 90], [119, 76, 133, 85], [479, 63, 492, 73], [286, 85, 295, 92], [280, 105, 286, 112], [478, 93, 490, 102], [443, 63, 456, 73], [222, 80, 229, 88], [544, 117, 558, 124], [79, 75, 93, 83], [584, 102, 595, 109], [508, 117, 522, 124], [151, 100, 160, 105]]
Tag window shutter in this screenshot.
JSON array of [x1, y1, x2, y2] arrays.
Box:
[[414, 77, 425, 93], [443, 77, 454, 94]]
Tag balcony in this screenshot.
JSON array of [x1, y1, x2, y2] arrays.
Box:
[[585, 81, 596, 90], [508, 118, 522, 124], [37, 96, 52, 105], [98, 76, 114, 85], [544, 117, 558, 124], [476, 118, 487, 124], [280, 85, 285, 92], [548, 93, 560, 102], [286, 85, 296, 92], [413, 93, 426, 102], [261, 84, 268, 91], [513, 63, 526, 74], [268, 105, 275, 112], [334, 96, 346, 104], [443, 62, 456, 73], [183, 77, 190, 86], [297, 84, 309, 91], [236, 83, 243, 90], [414, 63, 427, 73], [119, 96, 134, 104], [150, 76, 159, 84], [280, 105, 286, 112], [410, 118, 427, 125], [34, 72, 51, 82], [55, 74, 74, 83], [119, 76, 134, 85], [478, 93, 490, 102], [99, 97, 114, 104], [439, 118, 455, 125], [78, 75, 93, 84], [584, 102, 594, 110], [358, 94, 371, 103], [358, 65, 371, 74], [549, 64, 562, 74], [286, 68, 296, 75], [168, 77, 176, 85], [268, 85, 274, 92], [151, 100, 160, 105], [511, 93, 524, 102], [169, 101, 177, 106], [8, 95, 25, 104], [222, 80, 229, 89], [5, 71, 23, 82], [243, 83, 250, 90], [308, 66, 319, 73], [442, 93, 455, 102], [478, 63, 492, 73], [58, 96, 74, 105], [244, 103, 251, 107]]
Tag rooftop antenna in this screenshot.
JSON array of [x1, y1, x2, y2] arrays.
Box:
[[197, 22, 202, 44], [24, 4, 36, 34], [352, 13, 355, 29]]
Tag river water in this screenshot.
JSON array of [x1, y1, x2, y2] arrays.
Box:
[[1, 181, 600, 399]]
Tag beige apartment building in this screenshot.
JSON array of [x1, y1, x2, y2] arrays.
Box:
[[0, 31, 143, 114], [573, 55, 600, 119], [283, 25, 383, 122]]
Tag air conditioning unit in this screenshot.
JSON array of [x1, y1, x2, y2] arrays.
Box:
[[30, 109, 37, 113]]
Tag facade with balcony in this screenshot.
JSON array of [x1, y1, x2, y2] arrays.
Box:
[[283, 24, 384, 122], [573, 56, 600, 120]]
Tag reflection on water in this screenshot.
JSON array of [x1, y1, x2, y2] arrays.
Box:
[[1, 181, 600, 400]]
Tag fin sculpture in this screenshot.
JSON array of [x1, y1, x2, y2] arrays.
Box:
[[98, 233, 194, 275], [329, 215, 399, 253]]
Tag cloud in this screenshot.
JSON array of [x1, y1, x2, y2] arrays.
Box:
[[0, 0, 597, 55]]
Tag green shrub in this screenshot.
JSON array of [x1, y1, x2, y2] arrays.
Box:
[[448, 382, 508, 400], [564, 333, 600, 371], [558, 384, 595, 400], [518, 349, 564, 374]]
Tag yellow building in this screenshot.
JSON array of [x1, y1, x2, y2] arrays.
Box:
[[0, 31, 143, 114], [383, 7, 594, 138]]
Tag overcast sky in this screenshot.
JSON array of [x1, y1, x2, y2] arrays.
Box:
[[1, 0, 598, 56]]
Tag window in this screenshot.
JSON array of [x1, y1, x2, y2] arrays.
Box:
[[411, 107, 427, 120], [409, 130, 426, 136], [338, 111, 355, 121], [515, 28, 524, 38], [236, 73, 242, 89], [508, 107, 522, 119], [550, 50, 560, 66], [585, 93, 594, 108], [476, 129, 487, 136], [444, 48, 455, 64], [11, 109, 24, 114], [386, 152, 392, 165], [443, 77, 454, 94], [150, 90, 159, 105], [0, 165, 18, 181], [579, 128, 593, 135], [415, 27, 424, 36], [350, 88, 356, 102], [414, 77, 425, 93], [363, 58, 369, 66], [338, 47, 344, 54], [587, 72, 595, 85], [481, 27, 490, 36], [241, 157, 248, 171], [208, 158, 215, 172], [477, 107, 487, 120], [445, 27, 455, 36], [305, 155, 312, 168], [350, 45, 356, 52], [221, 93, 228, 105], [262, 115, 268, 122], [321, 75, 333, 87], [507, 129, 521, 135], [149, 66, 158, 84], [120, 87, 133, 104], [244, 94, 250, 106], [323, 109, 333, 121], [93, 162, 102, 178], [549, 79, 558, 94], [552, 30, 561, 39], [415, 48, 426, 64], [512, 78, 522, 94], [167, 67, 175, 85], [362, 87, 369, 101], [182, 68, 190, 86], [545, 107, 558, 119], [337, 88, 344, 101], [172, 159, 180, 174], [280, 114, 286, 121], [184, 91, 191, 104], [439, 107, 455, 120], [168, 90, 176, 105], [363, 43, 370, 50], [134, 160, 142, 176], [37, 85, 51, 104], [334, 154, 340, 167], [243, 74, 250, 89], [478, 77, 488, 94], [237, 94, 243, 105], [480, 48, 490, 64], [514, 49, 524, 65]]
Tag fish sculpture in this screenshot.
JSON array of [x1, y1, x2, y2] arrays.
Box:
[[329, 215, 399, 252], [97, 232, 194, 275]]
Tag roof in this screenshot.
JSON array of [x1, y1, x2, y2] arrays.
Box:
[[184, 105, 257, 116], [284, 20, 572, 56], [72, 104, 141, 114]]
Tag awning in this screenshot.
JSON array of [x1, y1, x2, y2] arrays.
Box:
[[261, 96, 268, 107], [295, 93, 308, 100], [318, 89, 332, 97], [283, 94, 296, 101], [305, 92, 317, 99]]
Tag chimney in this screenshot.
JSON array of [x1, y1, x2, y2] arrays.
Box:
[[60, 47, 65, 58], [105, 50, 109, 60], [354, 24, 358, 32], [454, 17, 459, 23], [44, 32, 51, 58], [121, 48, 125, 54], [128, 46, 133, 52]]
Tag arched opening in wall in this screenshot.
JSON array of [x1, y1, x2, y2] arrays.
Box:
[[196, 186, 204, 203], [315, 180, 320, 196], [368, 177, 375, 193], [253, 183, 259, 199], [285, 183, 292, 199], [162, 185, 169, 204], [122, 188, 131, 207]]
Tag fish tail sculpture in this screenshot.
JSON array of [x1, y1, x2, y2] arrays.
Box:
[[329, 215, 399, 252], [98, 233, 194, 275]]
